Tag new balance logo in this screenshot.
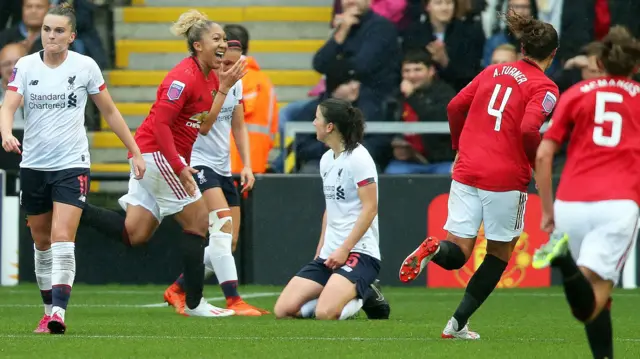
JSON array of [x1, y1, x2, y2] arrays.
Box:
[[29, 80, 39, 86], [336, 186, 345, 200], [67, 93, 77, 108]]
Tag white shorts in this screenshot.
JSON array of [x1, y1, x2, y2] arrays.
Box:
[[554, 199, 640, 284], [118, 152, 202, 222], [444, 180, 527, 242]]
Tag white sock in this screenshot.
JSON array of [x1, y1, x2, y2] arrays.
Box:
[[51, 242, 76, 321], [34, 246, 53, 316], [203, 246, 215, 279], [339, 299, 363, 320], [208, 232, 238, 283], [300, 299, 318, 318]]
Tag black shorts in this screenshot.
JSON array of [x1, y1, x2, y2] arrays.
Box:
[[192, 166, 240, 207], [19, 168, 90, 215], [295, 252, 380, 299]]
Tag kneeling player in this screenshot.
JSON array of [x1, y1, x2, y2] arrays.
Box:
[[273, 99, 390, 320], [533, 26, 640, 359]]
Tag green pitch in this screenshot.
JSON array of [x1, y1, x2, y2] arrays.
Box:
[[1, 285, 639, 358]]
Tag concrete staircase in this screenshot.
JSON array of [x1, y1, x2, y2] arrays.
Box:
[[88, 0, 331, 190]]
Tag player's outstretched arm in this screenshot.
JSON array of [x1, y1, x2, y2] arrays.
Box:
[[535, 139, 559, 233], [0, 90, 23, 154], [92, 90, 146, 179]]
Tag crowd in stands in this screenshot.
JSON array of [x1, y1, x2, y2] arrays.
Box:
[[278, 0, 640, 175]]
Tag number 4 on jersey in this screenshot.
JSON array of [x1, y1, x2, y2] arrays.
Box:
[[487, 84, 513, 131]]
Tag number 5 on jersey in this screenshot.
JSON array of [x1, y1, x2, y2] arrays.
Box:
[[487, 84, 513, 131], [593, 91, 623, 147]]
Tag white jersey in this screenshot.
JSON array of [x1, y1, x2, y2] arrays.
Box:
[[190, 80, 243, 177], [319, 144, 380, 260], [7, 51, 104, 171]]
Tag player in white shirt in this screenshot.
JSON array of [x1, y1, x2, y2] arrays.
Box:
[[163, 40, 268, 316], [0, 4, 144, 335], [274, 98, 390, 320]]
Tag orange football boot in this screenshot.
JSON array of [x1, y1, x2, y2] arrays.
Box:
[[164, 283, 186, 315], [226, 298, 270, 316]]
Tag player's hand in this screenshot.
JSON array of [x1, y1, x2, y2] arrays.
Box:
[[232, 235, 238, 253], [1, 132, 21, 154], [324, 246, 349, 270], [220, 58, 247, 91], [540, 211, 555, 233], [179, 166, 199, 197], [239, 166, 255, 193], [131, 154, 146, 180]]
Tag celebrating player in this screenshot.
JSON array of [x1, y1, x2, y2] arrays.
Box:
[[398, 11, 560, 339], [532, 26, 640, 359], [163, 39, 269, 316], [79, 9, 245, 317], [274, 98, 390, 321], [0, 4, 144, 334]]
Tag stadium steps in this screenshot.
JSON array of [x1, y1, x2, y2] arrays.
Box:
[[89, 3, 329, 184]]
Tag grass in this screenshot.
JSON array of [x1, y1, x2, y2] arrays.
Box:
[[0, 284, 639, 358]]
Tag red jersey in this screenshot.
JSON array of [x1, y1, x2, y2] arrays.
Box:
[[132, 57, 220, 174], [544, 76, 640, 205], [448, 59, 559, 192]]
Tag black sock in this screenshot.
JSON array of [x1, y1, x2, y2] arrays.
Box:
[[182, 231, 206, 310], [452, 254, 507, 329], [553, 254, 595, 322], [81, 204, 131, 246], [432, 240, 466, 270], [585, 299, 613, 359]]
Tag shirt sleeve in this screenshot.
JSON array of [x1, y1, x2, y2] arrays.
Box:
[[86, 57, 106, 94], [6, 57, 27, 95], [235, 80, 243, 106], [521, 82, 560, 165], [350, 149, 378, 188], [543, 88, 575, 145]]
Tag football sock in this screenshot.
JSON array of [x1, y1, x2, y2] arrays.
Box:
[[80, 204, 130, 246], [339, 298, 363, 320], [452, 254, 507, 330], [34, 247, 53, 316], [51, 242, 76, 320], [300, 299, 318, 318], [433, 240, 467, 270], [208, 231, 240, 301], [181, 231, 206, 310], [585, 299, 613, 359], [553, 254, 595, 322], [173, 246, 215, 291]]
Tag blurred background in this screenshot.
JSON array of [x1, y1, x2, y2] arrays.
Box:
[[0, 0, 639, 289]]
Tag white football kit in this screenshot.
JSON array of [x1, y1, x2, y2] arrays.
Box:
[[7, 51, 104, 170], [319, 144, 381, 261], [191, 80, 243, 176]]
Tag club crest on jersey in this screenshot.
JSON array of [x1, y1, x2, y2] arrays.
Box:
[[9, 68, 17, 83], [167, 80, 186, 101], [542, 91, 557, 114]]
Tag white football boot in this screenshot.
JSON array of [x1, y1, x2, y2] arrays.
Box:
[[183, 298, 235, 317]]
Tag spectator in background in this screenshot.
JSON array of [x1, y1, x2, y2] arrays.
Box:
[[0, 0, 22, 29], [483, 0, 535, 67], [49, 0, 108, 68], [293, 80, 361, 173], [0, 0, 48, 54], [402, 0, 485, 92], [332, 0, 408, 27], [552, 41, 605, 94], [313, 0, 401, 167], [490, 43, 518, 64], [385, 50, 456, 174]]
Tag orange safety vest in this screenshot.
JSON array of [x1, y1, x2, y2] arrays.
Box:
[[230, 56, 278, 174]]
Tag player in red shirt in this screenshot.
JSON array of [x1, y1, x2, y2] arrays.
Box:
[[79, 10, 245, 317], [532, 26, 640, 359], [397, 11, 560, 339]]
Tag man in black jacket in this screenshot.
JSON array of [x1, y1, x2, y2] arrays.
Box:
[[385, 50, 456, 174], [313, 0, 401, 166]]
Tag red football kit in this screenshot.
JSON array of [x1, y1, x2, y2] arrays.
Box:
[[131, 56, 220, 175], [544, 76, 640, 205], [448, 59, 559, 192]]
